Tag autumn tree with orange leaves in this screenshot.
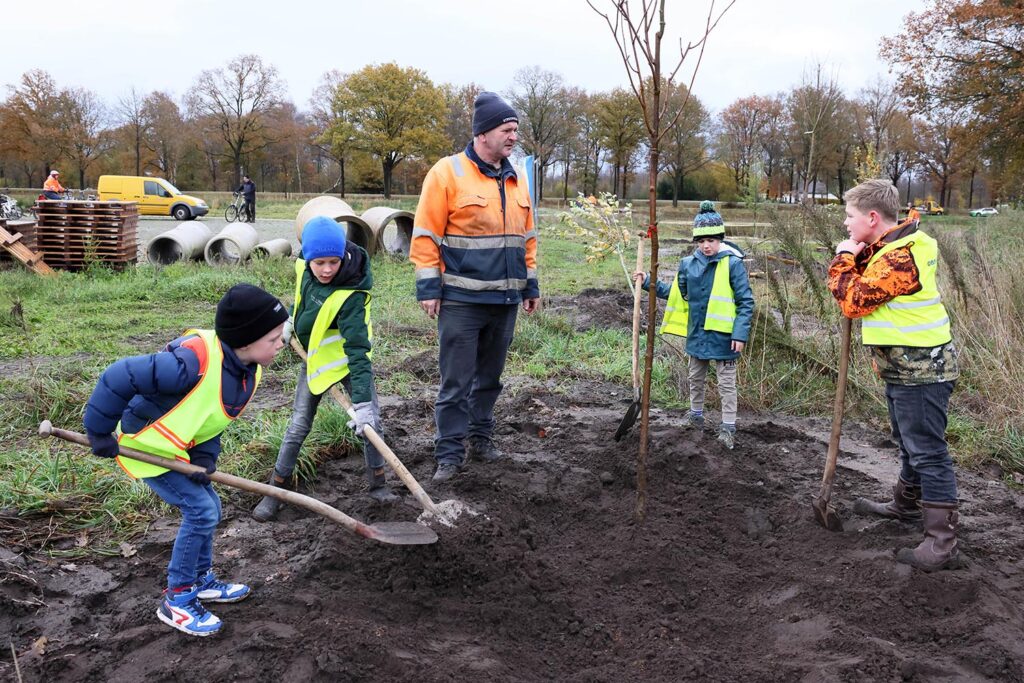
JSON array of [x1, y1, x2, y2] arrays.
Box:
[[882, 0, 1024, 200]]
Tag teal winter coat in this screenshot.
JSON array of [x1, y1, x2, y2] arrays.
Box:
[[643, 241, 755, 361]]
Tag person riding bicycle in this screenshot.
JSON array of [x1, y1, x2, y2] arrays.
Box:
[[236, 175, 256, 222], [43, 170, 65, 200]]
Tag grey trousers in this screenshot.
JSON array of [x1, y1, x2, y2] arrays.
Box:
[[272, 363, 383, 480], [687, 356, 738, 424]]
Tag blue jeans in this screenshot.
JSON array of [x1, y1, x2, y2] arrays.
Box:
[[434, 302, 518, 465], [43, 191, 62, 200], [886, 381, 958, 503], [272, 364, 383, 479], [143, 470, 221, 589]]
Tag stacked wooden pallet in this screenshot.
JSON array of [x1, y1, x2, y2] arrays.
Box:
[[33, 200, 139, 270], [0, 219, 55, 276], [0, 218, 37, 262]]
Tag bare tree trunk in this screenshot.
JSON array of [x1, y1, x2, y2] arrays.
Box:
[[383, 160, 393, 199], [588, 0, 733, 523], [563, 156, 570, 202]]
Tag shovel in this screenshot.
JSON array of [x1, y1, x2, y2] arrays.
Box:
[[615, 238, 645, 441], [811, 316, 852, 532], [288, 338, 441, 517], [38, 420, 437, 546]]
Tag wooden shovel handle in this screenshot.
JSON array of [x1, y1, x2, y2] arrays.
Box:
[[818, 317, 852, 498], [289, 338, 439, 515], [631, 238, 645, 394], [37, 420, 379, 540]]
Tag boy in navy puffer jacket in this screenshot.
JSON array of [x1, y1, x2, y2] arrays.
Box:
[[84, 284, 288, 636], [636, 201, 755, 449]]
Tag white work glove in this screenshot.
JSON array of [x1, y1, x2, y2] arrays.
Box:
[[348, 401, 377, 437], [282, 318, 293, 344]]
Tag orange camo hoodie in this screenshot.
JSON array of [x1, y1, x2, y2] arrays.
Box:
[[827, 218, 923, 319]]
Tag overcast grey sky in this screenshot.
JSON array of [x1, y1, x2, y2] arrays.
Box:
[[5, 0, 928, 114]]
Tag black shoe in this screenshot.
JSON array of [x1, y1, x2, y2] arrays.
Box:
[[467, 438, 503, 463], [432, 463, 460, 482]]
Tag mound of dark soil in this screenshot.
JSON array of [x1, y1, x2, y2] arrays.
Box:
[[4, 374, 1024, 680]]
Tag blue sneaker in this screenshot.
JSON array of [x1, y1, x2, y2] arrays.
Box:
[[157, 586, 222, 637], [195, 569, 251, 603]]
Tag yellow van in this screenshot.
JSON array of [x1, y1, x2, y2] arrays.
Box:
[[97, 175, 209, 220]]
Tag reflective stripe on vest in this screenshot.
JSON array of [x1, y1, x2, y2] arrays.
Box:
[[658, 256, 735, 337], [116, 329, 261, 479], [293, 259, 373, 396], [861, 232, 952, 347]]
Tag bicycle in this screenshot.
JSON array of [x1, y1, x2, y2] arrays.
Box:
[[225, 192, 250, 223]]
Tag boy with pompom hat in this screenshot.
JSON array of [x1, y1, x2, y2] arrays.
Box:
[[635, 200, 755, 449], [84, 283, 289, 636], [252, 215, 398, 523]]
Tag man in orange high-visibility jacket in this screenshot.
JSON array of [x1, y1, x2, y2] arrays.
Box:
[[43, 170, 65, 199], [411, 91, 540, 483]]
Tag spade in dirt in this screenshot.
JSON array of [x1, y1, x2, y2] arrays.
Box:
[[38, 420, 438, 546], [615, 238, 645, 441], [288, 338, 472, 527], [811, 316, 851, 532]]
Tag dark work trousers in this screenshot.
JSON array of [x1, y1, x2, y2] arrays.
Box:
[[244, 199, 255, 222], [434, 301, 518, 465], [886, 380, 958, 503]]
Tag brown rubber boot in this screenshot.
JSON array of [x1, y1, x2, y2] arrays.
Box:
[[895, 502, 962, 571], [853, 478, 923, 522]]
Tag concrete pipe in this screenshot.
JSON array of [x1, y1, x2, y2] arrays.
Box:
[[146, 221, 213, 265], [295, 196, 355, 240], [294, 195, 376, 257], [251, 238, 294, 259], [204, 223, 259, 266], [362, 207, 414, 257]]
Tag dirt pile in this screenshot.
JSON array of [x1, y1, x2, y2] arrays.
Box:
[[4, 294, 1024, 681]]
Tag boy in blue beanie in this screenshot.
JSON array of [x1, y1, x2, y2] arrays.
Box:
[[253, 216, 397, 521], [636, 201, 755, 449], [84, 283, 289, 636]]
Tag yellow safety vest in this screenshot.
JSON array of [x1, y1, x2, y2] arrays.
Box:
[[293, 259, 373, 396], [116, 329, 260, 479], [861, 232, 951, 347], [659, 256, 735, 337]]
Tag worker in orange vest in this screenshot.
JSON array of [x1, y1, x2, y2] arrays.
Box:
[[906, 202, 921, 223], [43, 170, 65, 199]]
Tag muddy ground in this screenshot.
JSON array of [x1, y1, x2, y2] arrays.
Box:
[[3, 291, 1024, 682]]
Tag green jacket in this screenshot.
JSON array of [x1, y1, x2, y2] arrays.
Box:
[[294, 243, 374, 402]]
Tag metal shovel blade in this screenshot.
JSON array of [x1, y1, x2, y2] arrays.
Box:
[[363, 521, 439, 545], [614, 394, 641, 441], [811, 496, 844, 532]]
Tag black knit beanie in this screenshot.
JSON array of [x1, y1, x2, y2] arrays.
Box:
[[215, 284, 289, 348], [472, 91, 519, 136]]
